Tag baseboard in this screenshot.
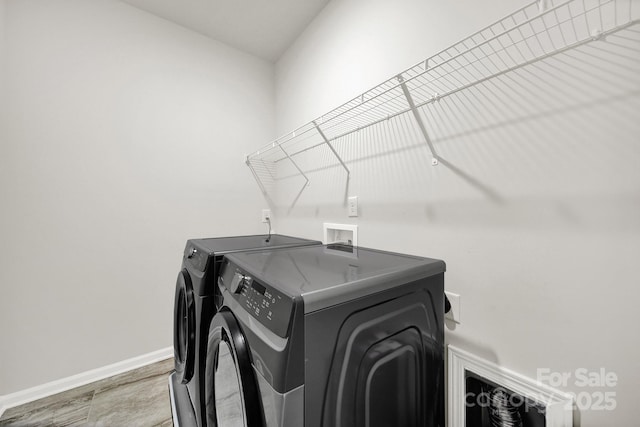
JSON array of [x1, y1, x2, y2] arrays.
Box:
[[0, 346, 173, 417]]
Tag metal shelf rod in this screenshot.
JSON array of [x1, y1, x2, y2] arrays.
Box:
[[313, 121, 351, 178], [247, 0, 581, 159], [245, 0, 638, 200], [398, 75, 439, 165]]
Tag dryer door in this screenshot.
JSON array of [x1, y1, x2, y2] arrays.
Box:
[[174, 269, 196, 383], [205, 309, 265, 427]]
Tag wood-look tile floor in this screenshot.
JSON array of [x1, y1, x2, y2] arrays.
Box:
[[0, 358, 175, 427]]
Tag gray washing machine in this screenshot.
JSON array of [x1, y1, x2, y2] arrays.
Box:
[[169, 234, 320, 427], [205, 244, 445, 427]]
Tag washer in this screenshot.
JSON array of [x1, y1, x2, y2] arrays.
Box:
[[169, 234, 320, 427], [205, 244, 446, 427]]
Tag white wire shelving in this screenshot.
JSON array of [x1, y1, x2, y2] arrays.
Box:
[[246, 0, 639, 200]]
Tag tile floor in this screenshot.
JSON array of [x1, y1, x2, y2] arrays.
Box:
[[0, 358, 174, 426]]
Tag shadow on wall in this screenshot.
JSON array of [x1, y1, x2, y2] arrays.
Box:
[[253, 23, 640, 231]]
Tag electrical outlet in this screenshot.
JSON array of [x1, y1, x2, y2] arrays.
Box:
[[445, 291, 461, 324], [348, 196, 358, 217], [261, 209, 271, 223]]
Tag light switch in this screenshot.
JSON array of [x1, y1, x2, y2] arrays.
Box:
[[348, 196, 358, 217]]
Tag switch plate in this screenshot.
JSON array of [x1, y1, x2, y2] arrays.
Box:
[[348, 196, 358, 217], [445, 291, 461, 324], [261, 209, 271, 223]]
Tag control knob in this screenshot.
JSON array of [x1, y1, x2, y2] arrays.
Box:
[[230, 272, 250, 294]]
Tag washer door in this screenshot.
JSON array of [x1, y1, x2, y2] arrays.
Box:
[[205, 309, 265, 427], [173, 269, 196, 384]]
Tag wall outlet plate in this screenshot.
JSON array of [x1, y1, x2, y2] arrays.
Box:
[[261, 209, 271, 223], [445, 291, 461, 324], [323, 223, 358, 246]]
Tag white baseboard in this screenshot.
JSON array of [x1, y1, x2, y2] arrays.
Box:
[[0, 346, 173, 418]]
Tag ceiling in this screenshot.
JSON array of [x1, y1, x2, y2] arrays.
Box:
[[120, 0, 331, 62]]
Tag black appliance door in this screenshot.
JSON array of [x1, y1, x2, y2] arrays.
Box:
[[174, 269, 196, 383], [205, 309, 265, 427]]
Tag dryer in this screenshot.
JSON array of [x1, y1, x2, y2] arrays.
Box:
[[169, 234, 320, 427], [206, 244, 446, 427]]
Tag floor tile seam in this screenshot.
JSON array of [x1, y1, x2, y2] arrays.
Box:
[[1, 380, 106, 420], [85, 388, 98, 422], [2, 362, 173, 415], [1, 361, 174, 425]]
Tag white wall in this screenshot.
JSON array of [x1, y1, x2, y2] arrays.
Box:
[[0, 0, 5, 129], [0, 1, 4, 86], [274, 0, 640, 425], [0, 0, 273, 395]]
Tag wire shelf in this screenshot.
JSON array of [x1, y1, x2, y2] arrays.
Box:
[[246, 0, 639, 200]]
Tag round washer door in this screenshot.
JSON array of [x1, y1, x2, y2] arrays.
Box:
[[173, 269, 196, 383], [205, 309, 265, 427]]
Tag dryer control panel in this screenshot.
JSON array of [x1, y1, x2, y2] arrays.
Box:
[[219, 261, 293, 338]]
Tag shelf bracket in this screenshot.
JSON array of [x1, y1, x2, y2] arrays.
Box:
[[313, 121, 351, 178], [398, 75, 439, 165], [278, 144, 310, 187], [538, 0, 547, 14]]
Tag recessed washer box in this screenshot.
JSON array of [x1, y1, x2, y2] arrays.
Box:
[[323, 223, 358, 246]]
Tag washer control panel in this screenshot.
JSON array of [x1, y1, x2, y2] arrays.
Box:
[[219, 262, 293, 338]]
